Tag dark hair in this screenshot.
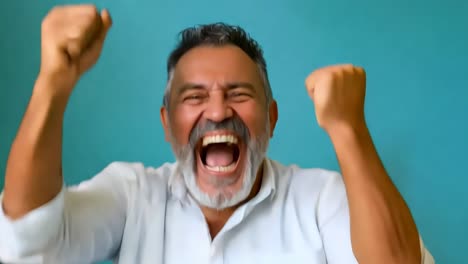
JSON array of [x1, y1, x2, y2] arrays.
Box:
[[163, 22, 273, 108]]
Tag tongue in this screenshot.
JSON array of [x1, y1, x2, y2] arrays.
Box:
[[205, 144, 235, 167]]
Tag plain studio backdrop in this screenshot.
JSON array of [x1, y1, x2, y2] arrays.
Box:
[[1, 0, 467, 263]]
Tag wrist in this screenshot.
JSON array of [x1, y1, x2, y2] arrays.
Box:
[[32, 74, 75, 111], [34, 72, 75, 102], [325, 120, 369, 143]]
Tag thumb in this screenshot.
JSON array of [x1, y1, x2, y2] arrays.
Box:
[[100, 9, 113, 33], [305, 76, 316, 102], [76, 9, 113, 75], [88, 9, 112, 50]]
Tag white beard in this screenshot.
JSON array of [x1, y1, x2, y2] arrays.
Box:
[[171, 118, 270, 210]]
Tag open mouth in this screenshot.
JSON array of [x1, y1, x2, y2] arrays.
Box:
[[198, 133, 241, 174]]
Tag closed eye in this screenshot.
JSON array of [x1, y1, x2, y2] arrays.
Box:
[[228, 91, 252, 102], [183, 93, 207, 104], [185, 95, 203, 100]]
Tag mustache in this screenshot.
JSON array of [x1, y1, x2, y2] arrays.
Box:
[[188, 116, 250, 148]]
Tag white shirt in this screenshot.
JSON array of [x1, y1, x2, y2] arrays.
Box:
[[0, 159, 434, 264]]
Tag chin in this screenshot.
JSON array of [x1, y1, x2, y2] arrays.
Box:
[[183, 161, 256, 210], [175, 126, 269, 209]]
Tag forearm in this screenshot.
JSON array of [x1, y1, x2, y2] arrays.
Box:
[[3, 75, 71, 219], [328, 123, 421, 264]]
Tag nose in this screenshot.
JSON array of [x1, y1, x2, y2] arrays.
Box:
[[203, 91, 233, 123]]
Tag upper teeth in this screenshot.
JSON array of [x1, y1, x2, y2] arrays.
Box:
[[202, 135, 238, 146]]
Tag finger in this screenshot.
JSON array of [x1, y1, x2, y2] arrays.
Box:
[[82, 9, 112, 55], [308, 87, 316, 101], [81, 10, 103, 51], [305, 72, 318, 101], [77, 9, 112, 69], [354, 66, 366, 78], [100, 9, 113, 32], [66, 10, 103, 59]]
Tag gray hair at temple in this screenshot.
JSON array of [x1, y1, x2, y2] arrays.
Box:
[[163, 23, 273, 110]]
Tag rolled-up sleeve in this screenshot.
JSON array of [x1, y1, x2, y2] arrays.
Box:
[[0, 162, 141, 264], [421, 238, 435, 264], [0, 187, 65, 262]]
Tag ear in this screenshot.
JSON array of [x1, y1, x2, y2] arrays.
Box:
[[160, 106, 171, 142], [268, 100, 278, 138]]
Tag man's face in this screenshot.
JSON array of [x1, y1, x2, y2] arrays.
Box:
[[161, 45, 277, 209]]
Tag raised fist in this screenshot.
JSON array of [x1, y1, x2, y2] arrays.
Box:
[[39, 5, 112, 94], [305, 64, 367, 133]]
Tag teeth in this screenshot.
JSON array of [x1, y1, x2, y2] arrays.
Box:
[[206, 163, 236, 172], [202, 134, 238, 146]]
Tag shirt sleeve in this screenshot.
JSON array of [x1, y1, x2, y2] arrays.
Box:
[[317, 171, 435, 264], [420, 238, 435, 264], [0, 162, 141, 264], [317, 171, 358, 264]]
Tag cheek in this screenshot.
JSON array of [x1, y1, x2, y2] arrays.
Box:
[[234, 102, 268, 137], [170, 106, 202, 144]]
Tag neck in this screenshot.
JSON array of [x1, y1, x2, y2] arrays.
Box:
[[200, 162, 264, 238]]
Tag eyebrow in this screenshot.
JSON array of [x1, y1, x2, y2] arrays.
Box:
[[226, 82, 256, 93], [175, 83, 205, 96], [175, 82, 257, 96]]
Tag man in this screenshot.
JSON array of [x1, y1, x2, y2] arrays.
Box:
[[0, 4, 434, 264]]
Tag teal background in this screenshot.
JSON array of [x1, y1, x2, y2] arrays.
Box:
[[1, 0, 467, 263]]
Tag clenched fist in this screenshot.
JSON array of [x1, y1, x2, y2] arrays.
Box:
[[39, 5, 112, 95], [305, 64, 367, 133]]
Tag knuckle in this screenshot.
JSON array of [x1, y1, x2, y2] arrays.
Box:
[[330, 69, 341, 79], [306, 71, 322, 87], [71, 26, 86, 38], [50, 5, 60, 11], [357, 66, 366, 74], [49, 5, 63, 14], [84, 5, 99, 19], [42, 20, 58, 37], [43, 6, 61, 28], [353, 66, 366, 77], [322, 71, 336, 83], [82, 4, 98, 13], [41, 17, 50, 30], [338, 64, 354, 75], [84, 12, 100, 30]]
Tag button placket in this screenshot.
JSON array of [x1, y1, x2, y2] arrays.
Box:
[[209, 241, 224, 264]]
